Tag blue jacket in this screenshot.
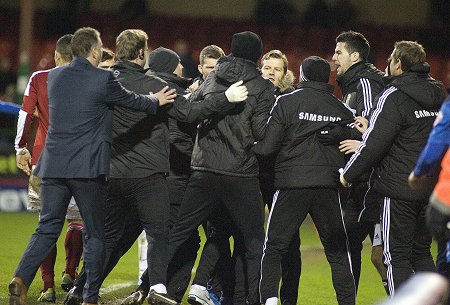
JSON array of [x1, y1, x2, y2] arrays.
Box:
[[35, 56, 159, 179], [413, 98, 450, 176]]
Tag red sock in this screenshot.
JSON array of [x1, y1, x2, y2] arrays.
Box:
[[65, 222, 84, 279], [40, 245, 56, 290]]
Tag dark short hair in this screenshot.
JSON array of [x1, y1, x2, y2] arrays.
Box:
[[115, 29, 148, 61], [199, 45, 224, 65], [336, 30, 370, 61], [71, 27, 101, 58], [56, 34, 73, 62], [392, 41, 426, 72]]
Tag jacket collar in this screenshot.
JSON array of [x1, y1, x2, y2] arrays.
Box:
[[297, 81, 334, 93], [72, 56, 94, 68], [336, 61, 366, 88], [152, 71, 190, 89], [113, 60, 145, 72]]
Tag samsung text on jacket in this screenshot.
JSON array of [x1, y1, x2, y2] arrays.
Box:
[[298, 112, 342, 122], [414, 110, 439, 119]]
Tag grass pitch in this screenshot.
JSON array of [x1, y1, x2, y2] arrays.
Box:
[[0, 211, 396, 304]]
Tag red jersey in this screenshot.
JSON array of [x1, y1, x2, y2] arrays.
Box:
[[15, 69, 52, 165]]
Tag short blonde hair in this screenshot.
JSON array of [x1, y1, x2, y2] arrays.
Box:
[[261, 49, 295, 93]]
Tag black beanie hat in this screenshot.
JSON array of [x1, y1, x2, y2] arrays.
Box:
[[230, 31, 263, 63], [147, 47, 180, 74], [299, 56, 330, 83]]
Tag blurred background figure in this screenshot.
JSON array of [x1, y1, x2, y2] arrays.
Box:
[[174, 39, 198, 79], [375, 273, 448, 305], [0, 55, 17, 102]]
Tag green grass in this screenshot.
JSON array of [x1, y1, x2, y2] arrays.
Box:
[[0, 211, 403, 304]]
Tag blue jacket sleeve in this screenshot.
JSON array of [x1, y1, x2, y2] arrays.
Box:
[[104, 72, 159, 114]]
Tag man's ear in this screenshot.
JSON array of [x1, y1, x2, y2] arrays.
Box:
[[197, 64, 203, 74], [92, 48, 98, 60], [54, 51, 60, 64], [138, 49, 145, 60], [351, 51, 360, 63]]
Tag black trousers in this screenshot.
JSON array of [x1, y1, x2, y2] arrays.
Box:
[[341, 182, 379, 291], [196, 171, 300, 305], [259, 188, 356, 305], [167, 171, 265, 305], [166, 174, 201, 301], [74, 174, 170, 289], [381, 197, 435, 295], [134, 174, 201, 302], [193, 205, 248, 305], [266, 190, 301, 305]]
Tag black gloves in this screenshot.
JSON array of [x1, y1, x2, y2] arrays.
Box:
[[317, 123, 352, 145], [426, 204, 450, 240]]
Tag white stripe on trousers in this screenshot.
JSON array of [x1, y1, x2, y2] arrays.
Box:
[[259, 189, 280, 303], [381, 197, 395, 296], [337, 189, 357, 297]]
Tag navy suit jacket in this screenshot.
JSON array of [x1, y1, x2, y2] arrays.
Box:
[[35, 56, 159, 179]]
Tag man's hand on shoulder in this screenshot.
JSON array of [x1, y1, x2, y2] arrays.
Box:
[[225, 80, 248, 103], [151, 86, 177, 106]]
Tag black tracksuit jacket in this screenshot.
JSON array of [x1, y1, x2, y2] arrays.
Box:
[[343, 63, 446, 201], [254, 81, 355, 189], [150, 71, 196, 176], [337, 61, 385, 119], [189, 55, 275, 177], [110, 60, 233, 178], [110, 60, 171, 177]]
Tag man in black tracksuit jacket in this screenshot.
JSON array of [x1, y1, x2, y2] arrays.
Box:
[[329, 30, 386, 293], [255, 56, 356, 305], [66, 30, 243, 305], [165, 31, 275, 305], [147, 47, 201, 302], [130, 47, 202, 303], [340, 41, 446, 295]]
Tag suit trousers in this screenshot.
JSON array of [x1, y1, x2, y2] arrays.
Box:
[[259, 188, 356, 305], [14, 177, 107, 304], [167, 171, 265, 305]]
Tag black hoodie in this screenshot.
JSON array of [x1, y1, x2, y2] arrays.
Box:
[[189, 55, 275, 177], [343, 63, 446, 201]]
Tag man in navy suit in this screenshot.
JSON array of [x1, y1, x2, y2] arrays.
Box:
[[8, 27, 177, 305]]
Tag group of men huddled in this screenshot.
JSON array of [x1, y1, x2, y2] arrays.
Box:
[[9, 24, 449, 305]]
